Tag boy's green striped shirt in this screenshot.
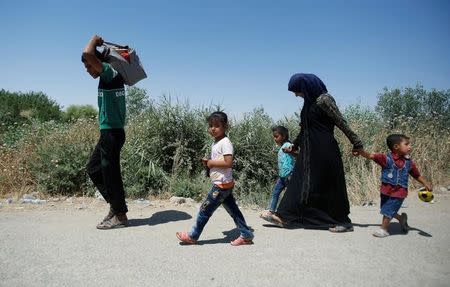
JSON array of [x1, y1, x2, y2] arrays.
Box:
[[97, 63, 126, 129]]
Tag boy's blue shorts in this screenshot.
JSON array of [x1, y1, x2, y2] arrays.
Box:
[[380, 194, 404, 218]]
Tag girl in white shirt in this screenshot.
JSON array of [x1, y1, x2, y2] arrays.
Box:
[[176, 111, 254, 246]]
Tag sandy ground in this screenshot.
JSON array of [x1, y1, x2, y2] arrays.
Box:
[[0, 194, 449, 287]]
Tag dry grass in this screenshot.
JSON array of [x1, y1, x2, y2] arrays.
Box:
[[339, 118, 450, 204], [1, 108, 449, 207], [0, 146, 35, 197]]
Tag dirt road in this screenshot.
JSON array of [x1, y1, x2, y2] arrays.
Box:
[[1, 194, 449, 287]]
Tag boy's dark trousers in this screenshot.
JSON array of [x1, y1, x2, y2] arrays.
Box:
[[86, 129, 128, 214]]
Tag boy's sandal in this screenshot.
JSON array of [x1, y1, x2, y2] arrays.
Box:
[[329, 225, 354, 233], [230, 236, 254, 246], [176, 232, 197, 244], [96, 215, 128, 230], [99, 207, 115, 224], [372, 229, 390, 238], [260, 213, 284, 228]]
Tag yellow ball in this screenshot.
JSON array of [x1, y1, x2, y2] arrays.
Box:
[[418, 191, 434, 202]]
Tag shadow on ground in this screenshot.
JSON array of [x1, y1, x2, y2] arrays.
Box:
[[128, 210, 192, 227], [178, 227, 255, 245], [353, 222, 432, 237], [262, 222, 432, 237]]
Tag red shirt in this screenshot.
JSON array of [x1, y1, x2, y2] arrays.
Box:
[[372, 153, 421, 198]]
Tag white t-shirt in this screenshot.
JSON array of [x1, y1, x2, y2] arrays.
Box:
[[209, 137, 234, 186]]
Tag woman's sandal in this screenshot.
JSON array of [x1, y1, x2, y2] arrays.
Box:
[[329, 225, 354, 233], [176, 232, 197, 244], [260, 213, 284, 228], [259, 210, 274, 218]]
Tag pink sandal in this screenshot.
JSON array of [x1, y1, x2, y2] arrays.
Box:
[[176, 231, 197, 244], [230, 236, 254, 246]]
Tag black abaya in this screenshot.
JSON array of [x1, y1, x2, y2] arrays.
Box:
[[276, 93, 362, 227]]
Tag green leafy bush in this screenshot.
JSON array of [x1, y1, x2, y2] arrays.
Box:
[[126, 86, 151, 119], [1, 86, 449, 207], [170, 175, 210, 200], [376, 85, 450, 128], [27, 119, 97, 195], [121, 96, 211, 197], [0, 90, 62, 130], [63, 105, 97, 122]]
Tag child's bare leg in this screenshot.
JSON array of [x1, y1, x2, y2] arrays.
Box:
[[381, 216, 391, 231], [396, 212, 409, 232], [373, 216, 391, 237]]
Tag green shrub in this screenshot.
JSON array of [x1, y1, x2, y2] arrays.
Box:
[[121, 96, 212, 198], [63, 105, 97, 122], [126, 86, 151, 119], [1, 86, 449, 208], [229, 108, 277, 200], [170, 175, 210, 200], [27, 119, 97, 195], [0, 90, 62, 130], [0, 122, 33, 148], [376, 84, 450, 128], [122, 157, 169, 198]]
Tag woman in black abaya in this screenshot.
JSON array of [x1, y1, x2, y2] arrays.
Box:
[[262, 73, 363, 232]]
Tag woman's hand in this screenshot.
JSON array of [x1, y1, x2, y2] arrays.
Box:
[[351, 142, 364, 156]]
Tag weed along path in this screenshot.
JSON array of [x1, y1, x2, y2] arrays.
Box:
[[1, 194, 449, 287]]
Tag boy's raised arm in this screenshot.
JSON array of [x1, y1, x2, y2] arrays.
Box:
[[82, 35, 104, 76]]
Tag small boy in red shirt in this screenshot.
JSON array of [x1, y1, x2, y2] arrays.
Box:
[[355, 134, 432, 238]]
